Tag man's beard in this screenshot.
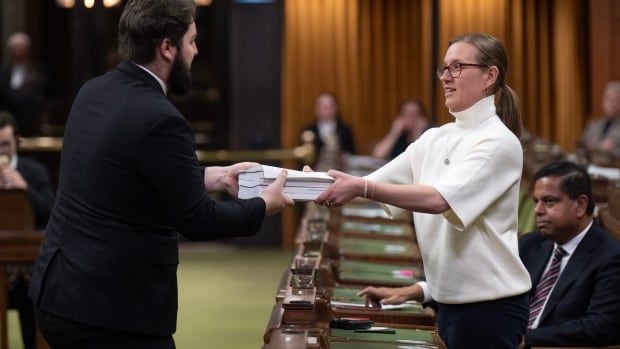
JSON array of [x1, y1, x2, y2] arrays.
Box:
[[168, 54, 192, 96]]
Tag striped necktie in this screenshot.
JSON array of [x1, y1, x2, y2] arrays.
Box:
[[528, 246, 567, 328]]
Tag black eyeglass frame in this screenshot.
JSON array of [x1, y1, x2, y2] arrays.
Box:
[[436, 62, 488, 78]]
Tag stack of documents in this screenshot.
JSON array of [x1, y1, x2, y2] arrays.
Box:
[[238, 165, 334, 201]]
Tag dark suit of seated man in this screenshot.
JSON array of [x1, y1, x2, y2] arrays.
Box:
[[358, 161, 620, 349], [519, 161, 620, 348], [0, 111, 54, 349]]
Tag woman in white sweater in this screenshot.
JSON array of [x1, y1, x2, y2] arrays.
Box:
[[316, 33, 531, 348]]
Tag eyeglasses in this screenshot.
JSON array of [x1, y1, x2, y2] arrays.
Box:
[[436, 62, 487, 78]]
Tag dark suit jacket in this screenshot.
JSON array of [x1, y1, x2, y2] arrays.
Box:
[[520, 224, 620, 347], [29, 61, 266, 336], [303, 119, 356, 157], [16, 156, 54, 229]]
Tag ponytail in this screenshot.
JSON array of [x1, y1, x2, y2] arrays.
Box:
[[495, 84, 522, 139]]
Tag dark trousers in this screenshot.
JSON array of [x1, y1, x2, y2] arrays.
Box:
[[9, 280, 35, 349], [436, 293, 528, 349], [34, 307, 175, 349]]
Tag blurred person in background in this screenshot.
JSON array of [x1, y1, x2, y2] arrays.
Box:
[[302, 92, 356, 157], [372, 99, 433, 159], [581, 80, 620, 158], [0, 32, 51, 136], [0, 111, 53, 349]]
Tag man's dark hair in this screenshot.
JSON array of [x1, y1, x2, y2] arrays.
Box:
[[0, 111, 19, 137], [534, 161, 595, 215], [118, 0, 196, 64]]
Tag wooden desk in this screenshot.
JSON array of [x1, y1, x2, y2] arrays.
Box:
[[0, 230, 48, 349], [326, 287, 435, 327]]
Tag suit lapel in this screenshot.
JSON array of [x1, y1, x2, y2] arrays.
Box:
[[539, 226, 599, 323], [528, 238, 554, 296]]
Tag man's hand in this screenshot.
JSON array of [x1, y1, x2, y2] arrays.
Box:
[[518, 336, 526, 349], [204, 162, 258, 196], [391, 116, 408, 134], [260, 169, 294, 215], [0, 168, 28, 190], [222, 162, 258, 197]]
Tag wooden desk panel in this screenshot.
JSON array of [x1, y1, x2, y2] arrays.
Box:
[[0, 230, 47, 349]]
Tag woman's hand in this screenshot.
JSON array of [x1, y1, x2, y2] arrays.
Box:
[[358, 284, 426, 308], [315, 170, 364, 208], [358, 286, 409, 308]]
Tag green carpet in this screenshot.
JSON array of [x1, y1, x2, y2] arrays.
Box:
[[8, 243, 291, 349]]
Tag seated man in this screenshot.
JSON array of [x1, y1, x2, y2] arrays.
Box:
[[302, 93, 356, 159], [0, 111, 54, 349], [360, 161, 620, 348], [581, 80, 620, 157]]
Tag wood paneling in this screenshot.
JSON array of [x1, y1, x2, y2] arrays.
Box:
[[281, 0, 432, 155], [589, 0, 620, 119]]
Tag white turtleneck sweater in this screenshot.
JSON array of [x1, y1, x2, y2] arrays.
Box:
[[367, 95, 531, 304]]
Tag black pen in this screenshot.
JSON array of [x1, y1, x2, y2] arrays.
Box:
[[354, 329, 396, 334]]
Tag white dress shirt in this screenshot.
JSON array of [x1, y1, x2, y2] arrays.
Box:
[[134, 63, 167, 95], [317, 120, 337, 143], [9, 154, 17, 170], [10, 65, 26, 90]]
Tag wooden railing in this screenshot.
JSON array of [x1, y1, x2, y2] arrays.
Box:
[[18, 136, 316, 165]]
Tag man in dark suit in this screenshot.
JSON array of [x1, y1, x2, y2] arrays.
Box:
[[0, 111, 54, 349], [520, 161, 620, 348], [0, 32, 50, 136], [28, 1, 293, 348], [0, 111, 54, 229], [359, 161, 620, 348], [302, 93, 356, 161]]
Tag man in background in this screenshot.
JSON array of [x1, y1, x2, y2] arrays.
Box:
[[0, 32, 50, 136], [519, 161, 620, 348], [0, 111, 53, 349], [302, 93, 356, 160], [360, 161, 620, 348], [581, 81, 620, 157]]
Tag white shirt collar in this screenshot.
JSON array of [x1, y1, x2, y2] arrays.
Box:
[[10, 65, 27, 90], [9, 154, 17, 170], [450, 95, 496, 128], [556, 219, 593, 256], [133, 63, 167, 95], [318, 120, 337, 141]]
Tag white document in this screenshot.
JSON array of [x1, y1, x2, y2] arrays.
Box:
[[238, 165, 334, 201], [588, 164, 620, 180], [329, 300, 418, 311]]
